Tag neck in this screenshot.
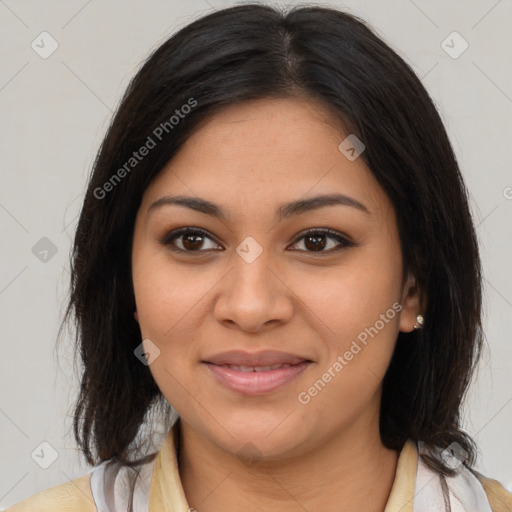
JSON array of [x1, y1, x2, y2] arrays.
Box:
[[178, 418, 399, 512]]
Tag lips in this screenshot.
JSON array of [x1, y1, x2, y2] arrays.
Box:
[[202, 350, 313, 395], [203, 350, 311, 367], [204, 361, 311, 395]]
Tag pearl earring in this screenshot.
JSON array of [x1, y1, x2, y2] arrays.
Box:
[[413, 314, 424, 330]]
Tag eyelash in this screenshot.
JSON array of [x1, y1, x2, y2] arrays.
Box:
[[159, 227, 353, 255]]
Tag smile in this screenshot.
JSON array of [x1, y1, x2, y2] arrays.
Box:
[[203, 361, 312, 395]]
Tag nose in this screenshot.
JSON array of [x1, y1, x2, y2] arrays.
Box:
[[213, 248, 294, 333]]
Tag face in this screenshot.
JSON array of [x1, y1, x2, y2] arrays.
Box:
[[131, 97, 420, 461]]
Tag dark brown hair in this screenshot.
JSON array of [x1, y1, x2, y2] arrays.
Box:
[[61, 3, 483, 482]]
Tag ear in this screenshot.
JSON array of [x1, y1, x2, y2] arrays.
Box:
[[134, 311, 139, 323], [398, 273, 423, 333]]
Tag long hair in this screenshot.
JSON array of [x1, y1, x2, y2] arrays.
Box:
[[61, 3, 482, 482]]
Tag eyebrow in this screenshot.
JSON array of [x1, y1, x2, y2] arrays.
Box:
[[148, 193, 370, 221]]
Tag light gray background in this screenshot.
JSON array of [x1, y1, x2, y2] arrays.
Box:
[[1, 0, 511, 508]]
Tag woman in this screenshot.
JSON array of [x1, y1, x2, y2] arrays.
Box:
[[7, 4, 511, 511]]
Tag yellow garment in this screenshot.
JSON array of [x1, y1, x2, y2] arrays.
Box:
[[5, 473, 96, 511], [478, 475, 512, 512], [5, 423, 512, 511]]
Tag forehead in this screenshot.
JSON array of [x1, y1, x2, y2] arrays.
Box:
[[140, 97, 390, 220], [182, 96, 346, 160]]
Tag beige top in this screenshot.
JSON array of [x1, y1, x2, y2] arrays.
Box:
[[6, 422, 512, 511]]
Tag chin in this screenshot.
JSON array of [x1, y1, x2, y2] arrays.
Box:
[[210, 417, 310, 461]]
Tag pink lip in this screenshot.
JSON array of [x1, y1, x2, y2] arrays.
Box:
[[204, 361, 312, 395]]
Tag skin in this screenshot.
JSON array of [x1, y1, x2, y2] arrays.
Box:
[[131, 97, 422, 511]]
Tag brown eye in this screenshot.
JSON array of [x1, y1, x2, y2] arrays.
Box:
[[290, 229, 352, 253], [160, 227, 352, 255], [161, 228, 222, 252], [303, 233, 328, 251], [182, 233, 206, 250]]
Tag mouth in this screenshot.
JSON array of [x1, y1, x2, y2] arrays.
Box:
[[202, 349, 312, 367], [212, 363, 301, 372], [203, 362, 312, 395]]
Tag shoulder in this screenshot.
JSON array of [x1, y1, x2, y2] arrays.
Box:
[[5, 473, 96, 512], [474, 472, 512, 512], [5, 456, 157, 512], [414, 442, 512, 512]]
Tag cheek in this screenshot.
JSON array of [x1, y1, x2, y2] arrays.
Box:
[[338, 257, 402, 363], [132, 255, 203, 407], [132, 251, 208, 338], [290, 249, 402, 335], [131, 252, 220, 399], [289, 247, 403, 398]]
